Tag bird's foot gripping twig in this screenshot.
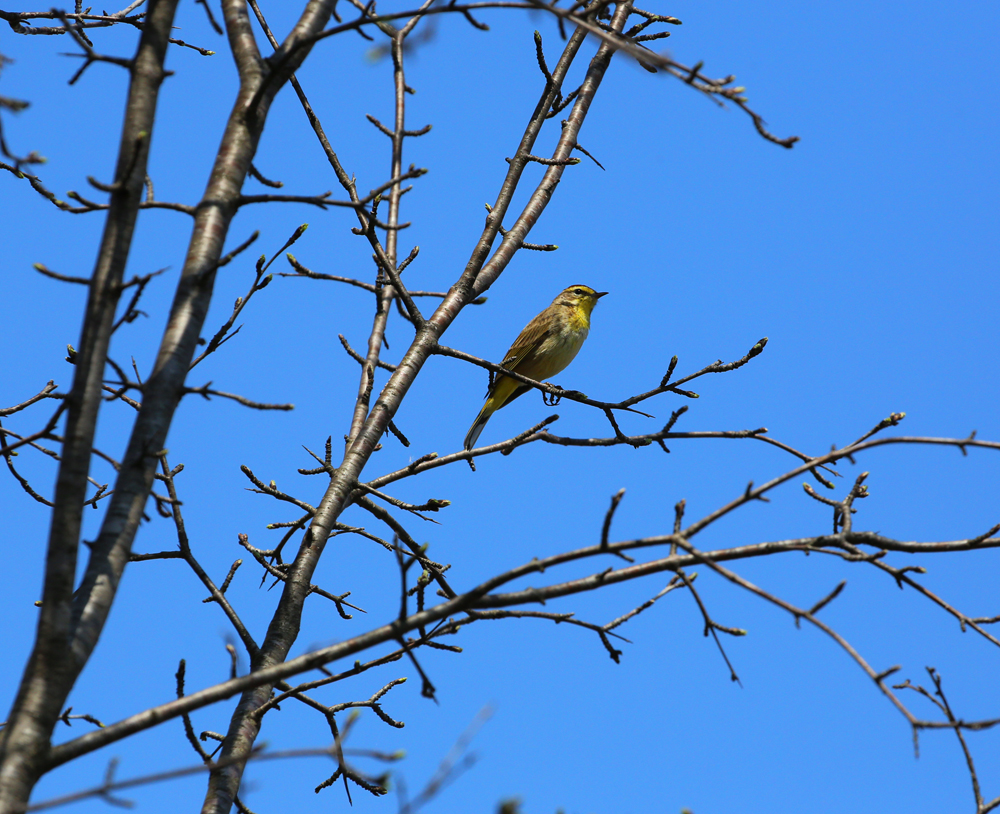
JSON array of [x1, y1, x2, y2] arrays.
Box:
[[543, 386, 588, 407], [542, 384, 564, 406]]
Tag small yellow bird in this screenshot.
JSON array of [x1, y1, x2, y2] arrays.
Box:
[[463, 284, 607, 450]]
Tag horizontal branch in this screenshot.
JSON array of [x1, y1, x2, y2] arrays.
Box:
[[45, 505, 1000, 767], [433, 342, 654, 417]]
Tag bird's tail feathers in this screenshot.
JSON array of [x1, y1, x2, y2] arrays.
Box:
[[463, 402, 494, 451]]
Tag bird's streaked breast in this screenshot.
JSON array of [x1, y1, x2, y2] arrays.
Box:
[[529, 324, 588, 379]]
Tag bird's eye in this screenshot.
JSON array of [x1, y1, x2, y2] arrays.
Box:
[[573, 288, 585, 295]]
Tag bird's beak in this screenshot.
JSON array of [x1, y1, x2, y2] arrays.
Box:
[[595, 291, 608, 299]]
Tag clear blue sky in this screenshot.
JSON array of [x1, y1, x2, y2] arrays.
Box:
[[2, 2, 999, 813]]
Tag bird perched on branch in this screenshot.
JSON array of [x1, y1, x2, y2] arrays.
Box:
[[463, 284, 607, 451]]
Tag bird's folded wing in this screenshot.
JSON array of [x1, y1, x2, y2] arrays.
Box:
[[500, 316, 551, 372]]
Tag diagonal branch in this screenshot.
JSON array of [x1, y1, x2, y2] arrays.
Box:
[[0, 3, 181, 807]]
